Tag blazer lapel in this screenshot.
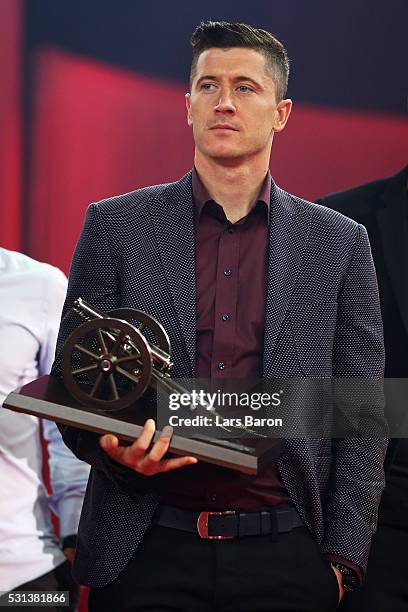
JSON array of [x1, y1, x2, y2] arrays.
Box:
[[377, 167, 408, 338], [148, 171, 196, 375], [263, 184, 313, 376], [148, 172, 314, 378]]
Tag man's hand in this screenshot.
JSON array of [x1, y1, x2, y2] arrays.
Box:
[[331, 565, 345, 603], [63, 547, 76, 564], [99, 419, 198, 476]]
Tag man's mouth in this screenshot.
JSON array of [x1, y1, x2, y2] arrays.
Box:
[[210, 124, 239, 131]]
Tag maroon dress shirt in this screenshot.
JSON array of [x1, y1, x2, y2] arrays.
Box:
[[161, 168, 291, 510]]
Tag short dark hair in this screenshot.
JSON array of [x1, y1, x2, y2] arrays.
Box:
[[190, 21, 290, 101]]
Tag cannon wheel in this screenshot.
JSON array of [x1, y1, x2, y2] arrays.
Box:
[[62, 317, 152, 411], [107, 308, 170, 354]]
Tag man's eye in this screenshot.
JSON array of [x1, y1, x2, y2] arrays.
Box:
[[237, 85, 252, 92], [201, 83, 215, 90]]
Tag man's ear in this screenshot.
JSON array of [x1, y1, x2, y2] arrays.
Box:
[[273, 98, 292, 133], [185, 93, 193, 126]]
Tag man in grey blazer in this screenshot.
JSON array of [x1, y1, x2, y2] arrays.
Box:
[[52, 21, 387, 612]]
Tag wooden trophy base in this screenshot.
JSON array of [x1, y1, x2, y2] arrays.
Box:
[[3, 375, 283, 474]]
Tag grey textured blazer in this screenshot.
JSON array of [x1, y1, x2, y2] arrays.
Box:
[[52, 170, 387, 587]]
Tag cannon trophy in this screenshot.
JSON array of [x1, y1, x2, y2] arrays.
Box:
[[62, 298, 268, 440], [3, 298, 283, 473], [63, 297, 178, 412]]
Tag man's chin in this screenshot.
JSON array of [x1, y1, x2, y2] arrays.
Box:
[[200, 146, 247, 163]]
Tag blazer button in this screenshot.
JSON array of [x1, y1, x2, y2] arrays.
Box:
[[217, 362, 226, 370]]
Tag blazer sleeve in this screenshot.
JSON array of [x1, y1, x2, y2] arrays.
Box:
[[51, 203, 160, 495], [321, 223, 389, 571]]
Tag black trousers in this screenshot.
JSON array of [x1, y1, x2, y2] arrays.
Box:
[[5, 560, 78, 612], [89, 524, 339, 612], [339, 525, 408, 612]]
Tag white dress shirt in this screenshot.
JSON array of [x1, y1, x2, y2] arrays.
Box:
[[0, 248, 90, 592]]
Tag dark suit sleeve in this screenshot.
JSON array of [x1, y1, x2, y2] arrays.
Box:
[[51, 203, 159, 493], [321, 224, 388, 571]]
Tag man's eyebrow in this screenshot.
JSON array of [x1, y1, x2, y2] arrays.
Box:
[[195, 75, 217, 87], [234, 76, 262, 88], [195, 75, 263, 89]]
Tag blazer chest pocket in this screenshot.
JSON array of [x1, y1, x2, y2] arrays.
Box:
[[289, 302, 338, 376]]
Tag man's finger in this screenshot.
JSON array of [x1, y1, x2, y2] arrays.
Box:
[[99, 434, 130, 465], [158, 456, 198, 473], [136, 419, 157, 449], [146, 425, 174, 462], [100, 420, 156, 466], [125, 419, 156, 463], [100, 434, 119, 452]]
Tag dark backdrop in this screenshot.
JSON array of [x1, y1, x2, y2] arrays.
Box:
[[1, 0, 407, 272]]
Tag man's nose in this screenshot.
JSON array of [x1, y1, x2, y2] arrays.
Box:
[[214, 90, 236, 113]]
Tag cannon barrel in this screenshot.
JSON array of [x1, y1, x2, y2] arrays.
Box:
[[73, 297, 172, 373]]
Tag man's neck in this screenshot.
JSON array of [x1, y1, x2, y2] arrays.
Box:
[[194, 154, 270, 223]]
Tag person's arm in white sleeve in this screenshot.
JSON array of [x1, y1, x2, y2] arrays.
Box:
[[42, 419, 90, 541], [38, 266, 69, 375], [39, 266, 90, 550]]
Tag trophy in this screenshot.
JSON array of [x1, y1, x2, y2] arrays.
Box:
[[3, 298, 282, 473]]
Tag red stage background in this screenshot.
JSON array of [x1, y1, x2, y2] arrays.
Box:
[[1, 1, 407, 273], [1, 0, 22, 252], [26, 49, 408, 274]]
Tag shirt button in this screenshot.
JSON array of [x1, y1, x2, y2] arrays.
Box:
[[217, 362, 225, 370], [210, 494, 217, 502], [223, 268, 232, 276], [221, 313, 230, 321], [227, 227, 234, 234]]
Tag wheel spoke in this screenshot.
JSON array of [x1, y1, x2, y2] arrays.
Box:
[[109, 374, 119, 400], [110, 332, 125, 357], [72, 363, 98, 375], [116, 353, 141, 364], [138, 323, 146, 332], [89, 372, 103, 397], [74, 344, 99, 360], [116, 366, 141, 384], [97, 329, 108, 354], [101, 330, 117, 345]]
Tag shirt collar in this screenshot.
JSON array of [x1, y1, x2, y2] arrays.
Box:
[[192, 167, 271, 224]]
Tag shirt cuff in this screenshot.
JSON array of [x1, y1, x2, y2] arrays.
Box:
[[324, 554, 363, 584]]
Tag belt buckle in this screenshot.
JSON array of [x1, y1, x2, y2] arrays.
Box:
[[197, 510, 235, 539]]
